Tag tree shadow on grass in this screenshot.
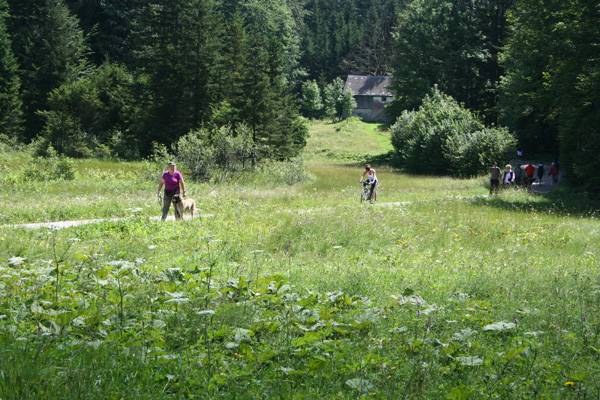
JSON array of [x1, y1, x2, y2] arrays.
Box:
[[339, 151, 399, 169], [469, 186, 600, 218]]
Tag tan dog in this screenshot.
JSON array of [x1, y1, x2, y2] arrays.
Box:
[[176, 195, 196, 219]]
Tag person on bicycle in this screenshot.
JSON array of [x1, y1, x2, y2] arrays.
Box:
[[361, 164, 378, 203], [157, 161, 187, 221]]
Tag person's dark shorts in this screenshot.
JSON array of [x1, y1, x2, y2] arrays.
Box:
[[165, 189, 181, 203], [369, 180, 377, 194], [490, 178, 499, 188]]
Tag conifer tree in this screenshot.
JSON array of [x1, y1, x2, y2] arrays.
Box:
[[7, 0, 89, 140], [0, 0, 22, 137], [390, 0, 513, 122]]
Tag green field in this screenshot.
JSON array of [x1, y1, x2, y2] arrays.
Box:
[[1, 120, 599, 399]]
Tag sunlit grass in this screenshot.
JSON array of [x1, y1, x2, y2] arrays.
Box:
[[1, 121, 599, 398]]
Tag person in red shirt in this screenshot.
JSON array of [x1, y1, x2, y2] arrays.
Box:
[[157, 161, 187, 221], [549, 162, 560, 184], [524, 163, 536, 187]]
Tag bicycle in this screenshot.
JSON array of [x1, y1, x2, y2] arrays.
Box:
[[360, 181, 375, 203]]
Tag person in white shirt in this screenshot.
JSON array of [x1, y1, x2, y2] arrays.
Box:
[[502, 164, 515, 187]]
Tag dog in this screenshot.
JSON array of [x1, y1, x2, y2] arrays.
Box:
[[175, 195, 196, 219]]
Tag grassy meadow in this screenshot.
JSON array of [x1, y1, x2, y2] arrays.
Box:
[[1, 120, 600, 398]]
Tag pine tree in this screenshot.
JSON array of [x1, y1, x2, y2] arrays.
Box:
[[227, 0, 306, 159], [300, 0, 404, 79], [390, 0, 513, 122], [65, 0, 138, 64], [127, 0, 219, 151], [7, 0, 89, 140], [0, 0, 22, 137]]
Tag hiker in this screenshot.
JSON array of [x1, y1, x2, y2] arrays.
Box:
[[489, 163, 501, 195], [524, 163, 536, 187], [502, 164, 515, 187], [515, 164, 523, 185], [157, 161, 187, 221], [549, 162, 560, 184], [537, 163, 545, 183]]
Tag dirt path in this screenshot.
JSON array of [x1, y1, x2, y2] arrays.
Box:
[[510, 160, 563, 195], [529, 174, 561, 194], [6, 214, 209, 230], [3, 189, 551, 231]]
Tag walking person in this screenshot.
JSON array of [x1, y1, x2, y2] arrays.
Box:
[[549, 162, 560, 184], [536, 163, 545, 184], [524, 162, 536, 188], [515, 164, 523, 185], [503, 164, 516, 188], [157, 161, 187, 221], [489, 163, 501, 195]]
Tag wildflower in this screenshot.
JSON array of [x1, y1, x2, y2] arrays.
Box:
[[8, 256, 26, 267], [483, 321, 516, 332], [456, 356, 483, 366]]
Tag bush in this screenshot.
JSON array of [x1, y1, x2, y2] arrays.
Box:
[[300, 80, 324, 119], [22, 152, 75, 182], [323, 78, 356, 122], [256, 158, 309, 186], [176, 125, 257, 182], [39, 63, 137, 158], [391, 87, 515, 177]]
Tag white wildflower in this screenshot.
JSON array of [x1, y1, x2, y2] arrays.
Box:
[[483, 321, 516, 332], [456, 356, 483, 366], [8, 257, 26, 267]]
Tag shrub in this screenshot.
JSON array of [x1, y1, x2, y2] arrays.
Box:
[[176, 125, 257, 182], [338, 90, 357, 121], [323, 78, 356, 121], [22, 153, 75, 182], [391, 87, 515, 176], [300, 80, 324, 119], [256, 158, 309, 186]]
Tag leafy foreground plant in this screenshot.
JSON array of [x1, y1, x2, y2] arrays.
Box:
[[1, 235, 599, 399]]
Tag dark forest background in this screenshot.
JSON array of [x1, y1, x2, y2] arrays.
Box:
[[0, 0, 598, 190]]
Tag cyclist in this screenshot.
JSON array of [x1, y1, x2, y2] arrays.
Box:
[[361, 164, 378, 203]]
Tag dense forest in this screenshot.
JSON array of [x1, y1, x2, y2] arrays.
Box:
[[0, 0, 598, 190]]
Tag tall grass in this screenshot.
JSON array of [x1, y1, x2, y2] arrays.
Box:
[[1, 121, 599, 398]]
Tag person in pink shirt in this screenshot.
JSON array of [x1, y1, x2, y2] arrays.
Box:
[[157, 161, 187, 221]]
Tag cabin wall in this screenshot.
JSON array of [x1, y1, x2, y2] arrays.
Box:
[[352, 95, 393, 122]]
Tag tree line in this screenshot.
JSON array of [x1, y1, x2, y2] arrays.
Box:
[[0, 0, 307, 160], [0, 0, 598, 190], [387, 0, 599, 192]]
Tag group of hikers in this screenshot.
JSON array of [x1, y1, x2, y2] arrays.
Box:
[[489, 160, 560, 195]]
